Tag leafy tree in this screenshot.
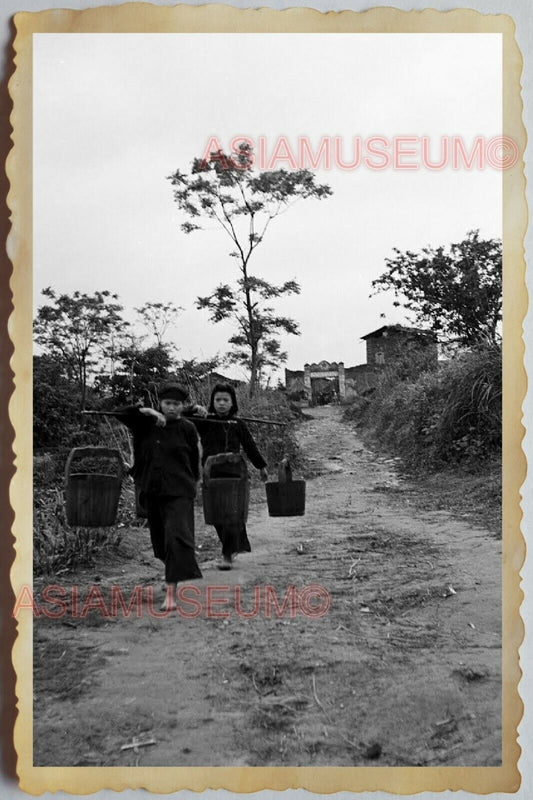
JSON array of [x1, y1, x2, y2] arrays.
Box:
[[168, 143, 332, 395], [34, 288, 127, 409], [135, 301, 184, 347], [371, 230, 502, 345], [176, 356, 223, 405], [94, 343, 175, 406], [33, 355, 81, 449], [179, 356, 221, 381]]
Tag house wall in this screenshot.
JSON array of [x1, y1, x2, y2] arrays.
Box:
[[285, 369, 307, 399], [365, 329, 438, 369], [344, 364, 380, 399]]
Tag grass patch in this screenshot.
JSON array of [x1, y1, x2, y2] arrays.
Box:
[[410, 463, 501, 536]]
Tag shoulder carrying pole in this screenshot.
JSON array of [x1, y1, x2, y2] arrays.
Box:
[[81, 410, 286, 426]]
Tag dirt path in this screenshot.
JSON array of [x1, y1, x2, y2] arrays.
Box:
[[34, 406, 501, 766]]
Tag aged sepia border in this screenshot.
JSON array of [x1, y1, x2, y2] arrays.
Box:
[[7, 3, 526, 794]]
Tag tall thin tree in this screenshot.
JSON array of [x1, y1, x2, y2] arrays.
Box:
[[168, 143, 332, 395]]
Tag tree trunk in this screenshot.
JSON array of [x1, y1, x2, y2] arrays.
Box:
[[81, 376, 87, 410], [249, 346, 258, 398], [78, 358, 87, 411], [242, 260, 258, 398]]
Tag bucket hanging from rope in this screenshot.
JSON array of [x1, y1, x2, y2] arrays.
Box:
[[65, 446, 124, 527], [266, 457, 306, 517]]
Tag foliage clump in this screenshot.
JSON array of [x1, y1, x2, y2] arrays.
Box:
[[371, 230, 502, 345], [345, 342, 501, 471]]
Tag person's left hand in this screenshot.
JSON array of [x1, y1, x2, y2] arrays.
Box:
[[194, 405, 208, 418]]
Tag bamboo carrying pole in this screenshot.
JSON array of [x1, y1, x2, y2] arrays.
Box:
[[81, 410, 286, 426]]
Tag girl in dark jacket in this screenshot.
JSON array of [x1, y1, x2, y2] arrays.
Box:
[[193, 383, 268, 570]]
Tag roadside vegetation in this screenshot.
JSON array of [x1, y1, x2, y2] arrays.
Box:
[[345, 230, 503, 534], [343, 342, 501, 531], [344, 343, 502, 535], [345, 342, 501, 469]]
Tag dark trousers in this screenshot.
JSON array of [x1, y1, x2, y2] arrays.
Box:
[[214, 523, 252, 559], [145, 494, 202, 583]]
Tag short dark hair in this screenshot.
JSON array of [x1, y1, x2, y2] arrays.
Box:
[[208, 383, 238, 416]]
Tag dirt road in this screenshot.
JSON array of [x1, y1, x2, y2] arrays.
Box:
[[34, 405, 501, 766]]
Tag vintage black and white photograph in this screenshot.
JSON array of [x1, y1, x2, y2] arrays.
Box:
[[26, 25, 509, 774]]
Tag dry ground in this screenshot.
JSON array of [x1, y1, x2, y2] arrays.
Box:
[[33, 405, 501, 766]]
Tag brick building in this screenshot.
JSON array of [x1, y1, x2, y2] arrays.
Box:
[[362, 324, 438, 368]]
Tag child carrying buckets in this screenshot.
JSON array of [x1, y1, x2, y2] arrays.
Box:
[[114, 382, 202, 611], [190, 383, 268, 571]]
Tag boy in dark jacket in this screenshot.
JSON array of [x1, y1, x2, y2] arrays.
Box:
[[115, 382, 202, 611]]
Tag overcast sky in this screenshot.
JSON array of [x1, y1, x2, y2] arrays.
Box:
[[33, 33, 502, 378]]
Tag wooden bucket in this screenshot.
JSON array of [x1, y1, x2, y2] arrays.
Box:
[[202, 453, 249, 526], [65, 447, 123, 527], [266, 458, 306, 517]]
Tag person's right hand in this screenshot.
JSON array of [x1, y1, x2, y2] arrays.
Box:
[[140, 407, 167, 426]]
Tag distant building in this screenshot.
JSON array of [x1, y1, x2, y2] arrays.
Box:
[[361, 324, 438, 369], [204, 371, 244, 387], [285, 324, 437, 405]]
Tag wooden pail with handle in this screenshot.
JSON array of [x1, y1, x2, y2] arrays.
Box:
[[266, 458, 306, 517], [65, 446, 124, 527], [202, 453, 249, 526]]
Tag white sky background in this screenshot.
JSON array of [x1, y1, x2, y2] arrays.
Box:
[[33, 33, 502, 379]]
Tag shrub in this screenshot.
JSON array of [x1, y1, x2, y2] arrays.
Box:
[[33, 483, 127, 576], [342, 395, 372, 422], [345, 342, 501, 471], [434, 342, 501, 461], [33, 356, 81, 450]]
